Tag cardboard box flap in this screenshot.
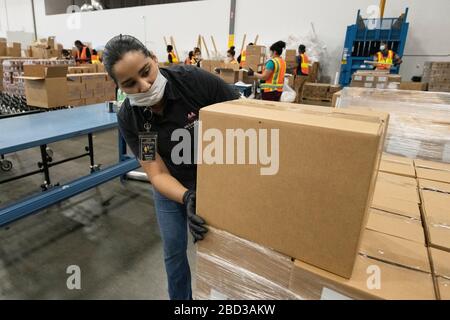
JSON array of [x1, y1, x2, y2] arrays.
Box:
[[359, 229, 430, 273], [430, 248, 450, 279], [366, 208, 425, 243], [421, 189, 450, 223], [438, 277, 450, 300], [373, 172, 420, 204]]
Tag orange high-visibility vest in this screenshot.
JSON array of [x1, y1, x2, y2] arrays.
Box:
[[260, 57, 286, 93], [377, 50, 394, 70], [240, 50, 247, 68], [169, 51, 179, 63], [91, 54, 100, 64], [76, 46, 89, 64], [299, 53, 309, 75]]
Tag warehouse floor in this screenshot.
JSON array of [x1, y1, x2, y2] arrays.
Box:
[[0, 128, 196, 299]]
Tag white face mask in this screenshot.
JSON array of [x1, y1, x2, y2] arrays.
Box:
[[126, 69, 168, 107], [380, 45, 386, 51]]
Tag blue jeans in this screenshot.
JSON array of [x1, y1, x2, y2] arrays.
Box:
[[152, 188, 192, 300]]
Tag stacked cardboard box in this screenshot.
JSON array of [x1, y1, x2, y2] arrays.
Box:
[[429, 248, 450, 300], [423, 62, 450, 92], [285, 49, 297, 70], [27, 37, 63, 59], [19, 65, 68, 108], [351, 71, 402, 89], [2, 59, 73, 96], [197, 99, 388, 279], [301, 83, 342, 102], [0, 40, 21, 57], [66, 72, 116, 106], [245, 45, 266, 73], [400, 82, 428, 91]]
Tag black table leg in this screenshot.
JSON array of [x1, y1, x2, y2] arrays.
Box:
[[39, 145, 51, 190]]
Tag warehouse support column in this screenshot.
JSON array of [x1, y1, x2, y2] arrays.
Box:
[[380, 0, 386, 19], [31, 0, 38, 41], [228, 0, 236, 49]]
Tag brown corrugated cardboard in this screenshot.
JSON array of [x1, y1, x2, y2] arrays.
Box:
[[67, 83, 82, 100], [371, 172, 421, 219], [20, 65, 68, 108], [429, 248, 450, 300], [84, 96, 98, 105], [438, 278, 450, 300], [197, 99, 387, 278], [219, 69, 239, 84], [67, 98, 85, 107], [6, 42, 21, 57], [366, 208, 425, 243], [400, 82, 428, 91], [379, 153, 415, 177], [81, 88, 94, 99], [289, 229, 435, 300], [419, 179, 450, 193], [238, 70, 256, 84], [415, 159, 450, 184], [360, 229, 430, 272], [420, 185, 450, 252], [246, 45, 265, 56]]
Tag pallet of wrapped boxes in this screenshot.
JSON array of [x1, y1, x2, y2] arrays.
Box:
[[67, 69, 116, 107], [300, 83, 341, 106], [351, 71, 401, 89]]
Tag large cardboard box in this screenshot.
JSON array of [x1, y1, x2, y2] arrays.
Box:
[[415, 159, 450, 184], [289, 229, 434, 300], [419, 180, 450, 252], [219, 69, 239, 84], [246, 45, 265, 56], [366, 208, 425, 243], [20, 65, 68, 108], [379, 153, 415, 177], [197, 99, 388, 278], [67, 82, 82, 100], [371, 172, 421, 219], [238, 70, 256, 84]]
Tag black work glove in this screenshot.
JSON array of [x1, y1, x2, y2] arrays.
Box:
[[183, 190, 208, 243], [247, 68, 254, 76]]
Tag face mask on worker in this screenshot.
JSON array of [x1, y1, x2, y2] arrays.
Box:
[[380, 45, 386, 51], [126, 69, 168, 107], [225, 56, 232, 63]]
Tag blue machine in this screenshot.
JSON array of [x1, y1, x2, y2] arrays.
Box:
[[339, 8, 409, 86]]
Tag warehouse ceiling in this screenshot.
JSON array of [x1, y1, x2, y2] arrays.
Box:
[[44, 0, 202, 15]]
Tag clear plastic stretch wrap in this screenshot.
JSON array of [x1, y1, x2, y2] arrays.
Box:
[[196, 227, 301, 300], [337, 87, 450, 163]]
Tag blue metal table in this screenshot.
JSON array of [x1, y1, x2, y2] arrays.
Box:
[[0, 104, 140, 226]]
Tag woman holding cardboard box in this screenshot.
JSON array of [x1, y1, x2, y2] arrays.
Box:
[[253, 40, 287, 101], [102, 34, 239, 300]]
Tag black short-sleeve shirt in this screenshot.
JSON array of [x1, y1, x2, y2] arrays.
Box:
[[117, 65, 240, 190]]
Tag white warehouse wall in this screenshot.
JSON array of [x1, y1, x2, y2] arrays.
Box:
[[1, 0, 450, 81]]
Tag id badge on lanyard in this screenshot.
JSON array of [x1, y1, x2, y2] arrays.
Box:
[[139, 108, 158, 162]]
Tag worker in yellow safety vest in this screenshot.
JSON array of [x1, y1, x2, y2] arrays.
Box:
[[374, 42, 402, 70], [167, 45, 179, 64], [238, 42, 254, 68], [253, 40, 287, 101], [296, 44, 310, 76], [74, 40, 92, 65], [91, 49, 101, 64]]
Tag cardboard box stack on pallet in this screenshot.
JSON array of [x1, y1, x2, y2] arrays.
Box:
[[2, 59, 74, 97], [400, 82, 428, 91], [194, 99, 439, 300], [351, 70, 402, 89], [66, 68, 116, 107], [18, 64, 115, 108], [0, 40, 22, 57], [423, 62, 450, 93], [337, 87, 450, 163], [26, 37, 63, 59]]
